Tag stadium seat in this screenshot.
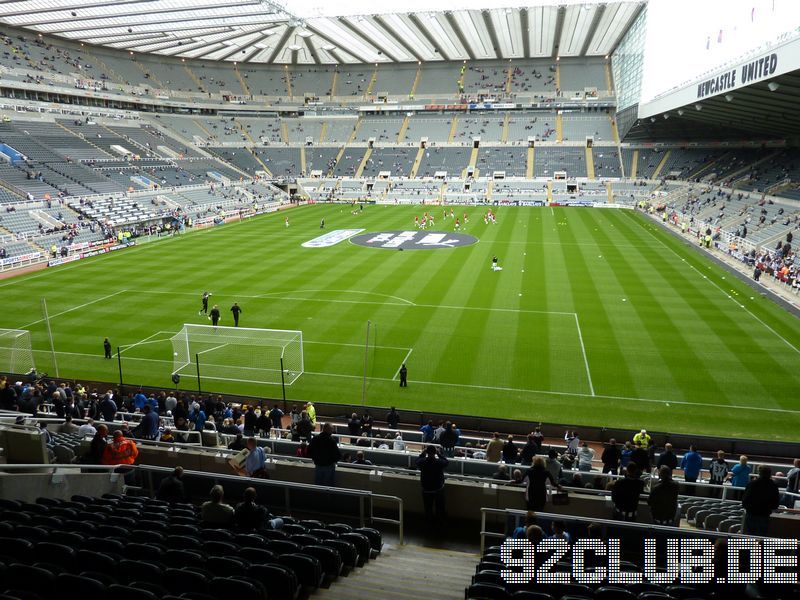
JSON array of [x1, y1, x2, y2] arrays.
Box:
[[302, 544, 343, 579], [247, 564, 299, 600], [79, 571, 117, 589], [34, 542, 76, 570], [473, 570, 505, 586], [466, 582, 510, 600], [47, 531, 84, 547], [206, 556, 248, 578], [289, 533, 320, 547], [277, 553, 324, 588], [200, 529, 234, 542], [161, 568, 207, 596], [234, 533, 268, 549], [12, 527, 48, 543], [238, 547, 276, 564], [308, 527, 339, 540], [76, 550, 117, 574], [165, 535, 202, 551], [0, 539, 33, 563], [666, 584, 706, 599], [321, 539, 359, 570], [510, 592, 554, 600], [86, 537, 125, 555], [209, 577, 265, 600], [353, 527, 382, 554], [266, 539, 302, 555], [340, 532, 371, 566], [4, 564, 56, 597], [163, 549, 205, 569], [106, 584, 159, 600], [56, 574, 106, 598], [202, 541, 238, 557], [595, 587, 637, 599], [552, 583, 594, 599], [282, 523, 309, 536], [116, 560, 163, 586]]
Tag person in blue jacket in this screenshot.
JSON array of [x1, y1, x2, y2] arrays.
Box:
[[681, 445, 703, 483]]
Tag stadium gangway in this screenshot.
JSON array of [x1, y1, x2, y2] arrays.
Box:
[[0, 462, 404, 544], [135, 463, 404, 544], [478, 506, 770, 555]]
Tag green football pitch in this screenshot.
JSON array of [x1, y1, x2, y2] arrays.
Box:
[[2, 204, 799, 441]]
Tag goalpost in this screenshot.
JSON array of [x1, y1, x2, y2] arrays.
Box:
[[170, 324, 304, 385], [0, 329, 35, 375]]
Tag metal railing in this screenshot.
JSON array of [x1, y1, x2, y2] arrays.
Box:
[[479, 506, 761, 554], [0, 462, 404, 543]]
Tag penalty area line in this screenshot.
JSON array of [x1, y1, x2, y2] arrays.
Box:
[[392, 348, 414, 381], [19, 289, 128, 329]]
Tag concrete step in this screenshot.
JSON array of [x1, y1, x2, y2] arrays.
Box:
[[313, 543, 478, 600]]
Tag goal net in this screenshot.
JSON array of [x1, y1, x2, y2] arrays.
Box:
[[170, 324, 303, 385], [0, 329, 35, 375]]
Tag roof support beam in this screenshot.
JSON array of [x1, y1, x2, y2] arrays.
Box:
[[42, 10, 280, 34], [445, 12, 475, 61], [580, 3, 605, 57], [265, 26, 294, 64], [372, 15, 424, 63], [408, 13, 449, 61], [520, 8, 530, 58], [339, 18, 398, 62], [481, 10, 502, 59]]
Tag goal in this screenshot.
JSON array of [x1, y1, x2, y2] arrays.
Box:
[[170, 324, 303, 385], [0, 329, 35, 375]]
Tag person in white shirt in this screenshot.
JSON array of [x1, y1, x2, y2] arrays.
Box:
[[78, 418, 97, 437], [393, 433, 406, 452]]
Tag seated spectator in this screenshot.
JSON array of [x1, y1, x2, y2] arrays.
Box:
[[234, 486, 283, 531], [493, 464, 511, 481], [157, 466, 187, 504], [228, 433, 246, 451], [526, 525, 544, 544], [160, 428, 175, 443], [242, 437, 268, 478], [377, 434, 392, 450], [61, 415, 79, 434], [356, 433, 371, 448], [201, 484, 235, 526], [511, 469, 525, 486], [352, 450, 372, 465], [511, 511, 538, 538], [549, 520, 572, 543], [77, 417, 97, 437], [102, 430, 138, 465], [393, 433, 405, 452]]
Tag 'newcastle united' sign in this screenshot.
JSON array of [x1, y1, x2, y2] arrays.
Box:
[[350, 231, 478, 250]]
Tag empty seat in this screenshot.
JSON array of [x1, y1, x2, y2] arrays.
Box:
[[206, 556, 248, 578], [163, 568, 209, 596], [4, 564, 56, 597], [202, 541, 238, 557], [209, 577, 265, 600], [302, 544, 342, 579], [238, 547, 275, 564], [34, 543, 76, 570], [247, 564, 298, 600], [321, 539, 358, 570], [277, 553, 323, 588], [340, 532, 371, 566], [595, 587, 637, 599], [466, 582, 510, 600], [56, 573, 106, 598], [106, 584, 159, 600], [165, 535, 202, 551]]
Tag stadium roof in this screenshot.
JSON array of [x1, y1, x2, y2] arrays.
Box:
[[0, 0, 644, 64]]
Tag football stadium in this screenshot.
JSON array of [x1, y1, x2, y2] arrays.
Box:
[[0, 0, 799, 597]]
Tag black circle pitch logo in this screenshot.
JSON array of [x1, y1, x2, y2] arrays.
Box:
[[350, 230, 478, 250]]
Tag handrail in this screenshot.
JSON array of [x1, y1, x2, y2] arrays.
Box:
[[134, 464, 404, 544], [0, 462, 404, 543], [478, 506, 762, 554]]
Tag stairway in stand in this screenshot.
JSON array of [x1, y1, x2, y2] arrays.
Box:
[[313, 543, 478, 600]]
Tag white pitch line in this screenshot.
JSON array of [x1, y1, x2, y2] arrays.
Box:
[[628, 212, 800, 356], [392, 348, 414, 380], [143, 289, 573, 316], [299, 369, 800, 415], [19, 289, 128, 329], [118, 331, 169, 355], [574, 313, 595, 396], [24, 347, 800, 416], [260, 289, 416, 306], [306, 340, 409, 351]]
